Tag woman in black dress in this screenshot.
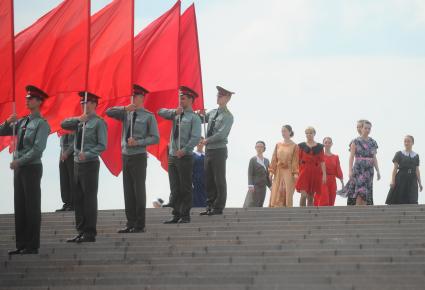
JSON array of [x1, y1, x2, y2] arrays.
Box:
[[386, 135, 423, 204]]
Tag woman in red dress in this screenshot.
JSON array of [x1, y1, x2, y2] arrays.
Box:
[[314, 137, 344, 206], [296, 127, 327, 207]]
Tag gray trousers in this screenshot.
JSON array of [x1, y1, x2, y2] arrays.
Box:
[[205, 147, 228, 211], [74, 160, 99, 237], [168, 155, 193, 219], [122, 153, 147, 229], [14, 164, 42, 250]]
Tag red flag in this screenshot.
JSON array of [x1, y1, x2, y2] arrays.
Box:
[[147, 3, 205, 170], [86, 0, 134, 176], [101, 2, 181, 176], [0, 0, 90, 151], [0, 0, 15, 105], [180, 4, 204, 112], [133, 1, 181, 92], [88, 0, 134, 102]]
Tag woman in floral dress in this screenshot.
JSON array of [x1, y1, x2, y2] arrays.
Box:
[[348, 121, 381, 205]]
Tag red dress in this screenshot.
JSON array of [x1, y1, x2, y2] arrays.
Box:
[[314, 154, 343, 206], [296, 143, 324, 196]]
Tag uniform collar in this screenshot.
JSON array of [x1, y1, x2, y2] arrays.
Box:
[[217, 106, 227, 113], [87, 111, 97, 120], [29, 111, 41, 120], [183, 107, 193, 113]]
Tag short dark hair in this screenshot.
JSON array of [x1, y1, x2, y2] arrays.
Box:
[[255, 140, 266, 151], [282, 125, 294, 137], [323, 136, 333, 143]]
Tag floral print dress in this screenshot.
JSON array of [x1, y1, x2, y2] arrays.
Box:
[[349, 137, 378, 202]]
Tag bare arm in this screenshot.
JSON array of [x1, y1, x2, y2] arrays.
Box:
[[349, 143, 356, 178], [390, 162, 398, 187], [373, 153, 381, 180], [417, 166, 423, 192], [321, 161, 327, 184]]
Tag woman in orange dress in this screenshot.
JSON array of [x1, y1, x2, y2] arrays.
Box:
[[314, 137, 344, 206], [296, 127, 326, 207], [269, 125, 299, 207]]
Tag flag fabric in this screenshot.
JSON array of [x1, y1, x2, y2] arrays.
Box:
[[149, 3, 205, 170], [101, 1, 205, 174], [0, 0, 15, 105], [179, 4, 204, 111], [101, 1, 181, 175], [0, 0, 90, 151], [133, 1, 181, 92], [85, 0, 134, 176], [88, 0, 134, 102]]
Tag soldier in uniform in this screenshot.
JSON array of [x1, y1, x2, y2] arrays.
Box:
[[106, 84, 159, 233], [1, 85, 51, 255], [158, 86, 202, 224], [61, 92, 107, 243], [199, 86, 234, 216], [56, 131, 75, 211]]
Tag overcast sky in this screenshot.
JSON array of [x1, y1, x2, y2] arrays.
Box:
[[1, 0, 425, 214]]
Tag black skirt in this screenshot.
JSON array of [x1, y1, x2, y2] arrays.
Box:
[[386, 169, 418, 204]]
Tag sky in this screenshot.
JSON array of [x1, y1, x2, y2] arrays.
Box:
[[1, 0, 425, 214]]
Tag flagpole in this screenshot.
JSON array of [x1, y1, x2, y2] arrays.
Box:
[[130, 95, 134, 137], [11, 0, 16, 159], [202, 114, 207, 137], [81, 92, 88, 153], [81, 0, 91, 157], [192, 4, 206, 138], [130, 0, 135, 139], [178, 90, 181, 150], [12, 102, 16, 158], [177, 2, 181, 151]]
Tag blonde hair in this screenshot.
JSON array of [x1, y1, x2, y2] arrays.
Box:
[[305, 126, 316, 135]]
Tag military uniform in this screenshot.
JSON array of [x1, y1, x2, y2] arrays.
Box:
[[61, 92, 107, 242], [58, 132, 75, 211], [106, 85, 159, 232], [158, 86, 202, 223], [1, 85, 50, 254], [201, 86, 234, 215]]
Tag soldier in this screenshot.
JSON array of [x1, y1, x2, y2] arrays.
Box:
[[56, 131, 75, 212], [106, 84, 159, 233], [199, 86, 234, 216], [1, 85, 50, 255], [158, 86, 202, 224], [61, 92, 107, 243]]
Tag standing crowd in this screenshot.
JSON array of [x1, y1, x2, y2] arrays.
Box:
[[1, 84, 233, 255], [1, 84, 422, 256], [244, 120, 423, 208]]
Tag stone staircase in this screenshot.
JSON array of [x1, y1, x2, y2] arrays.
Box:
[[1, 205, 425, 290]]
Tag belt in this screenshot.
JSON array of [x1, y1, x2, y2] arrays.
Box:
[[356, 157, 373, 161], [399, 168, 414, 174]]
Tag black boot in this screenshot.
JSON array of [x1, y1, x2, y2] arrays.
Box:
[[178, 216, 191, 223], [199, 208, 212, 216], [67, 233, 83, 243], [163, 216, 180, 224]]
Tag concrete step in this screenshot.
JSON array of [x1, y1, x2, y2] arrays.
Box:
[[1, 206, 425, 289]]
